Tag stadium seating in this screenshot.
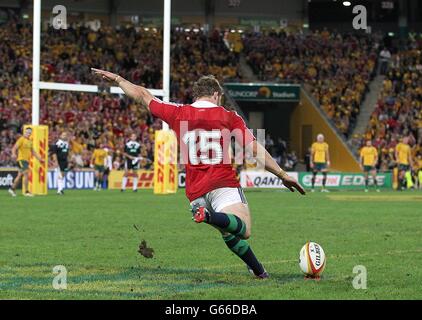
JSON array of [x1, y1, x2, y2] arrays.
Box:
[[361, 39, 422, 171], [242, 30, 377, 137], [0, 11, 240, 167], [1, 9, 420, 174]]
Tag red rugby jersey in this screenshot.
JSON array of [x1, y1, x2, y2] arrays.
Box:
[[149, 99, 255, 201]]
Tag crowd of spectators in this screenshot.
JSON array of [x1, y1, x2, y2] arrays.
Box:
[[357, 37, 422, 173], [264, 134, 298, 170], [2, 8, 420, 176], [0, 10, 240, 168], [243, 30, 378, 137]]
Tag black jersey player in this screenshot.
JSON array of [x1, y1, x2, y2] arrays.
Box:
[[121, 133, 142, 192], [52, 132, 71, 195]]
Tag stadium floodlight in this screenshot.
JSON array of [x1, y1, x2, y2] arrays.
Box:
[[343, 1, 352, 6], [31, 0, 171, 130]]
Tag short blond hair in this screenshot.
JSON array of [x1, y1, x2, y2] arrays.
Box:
[[192, 75, 223, 100]]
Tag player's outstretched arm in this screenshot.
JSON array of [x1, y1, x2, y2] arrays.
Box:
[[91, 68, 154, 109], [250, 141, 306, 195]]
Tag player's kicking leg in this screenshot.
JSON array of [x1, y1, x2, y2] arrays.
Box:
[[191, 188, 268, 279]]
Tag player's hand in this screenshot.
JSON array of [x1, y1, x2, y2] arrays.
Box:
[[11, 154, 17, 161], [281, 175, 306, 195], [91, 68, 120, 83], [310, 162, 314, 169], [327, 161, 331, 168]]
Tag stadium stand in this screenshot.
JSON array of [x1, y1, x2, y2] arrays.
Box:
[[0, 11, 240, 167], [242, 30, 378, 137], [1, 9, 420, 176], [360, 37, 422, 172]]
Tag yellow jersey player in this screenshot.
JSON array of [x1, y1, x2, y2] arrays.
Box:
[[359, 140, 380, 192], [91, 143, 108, 191], [416, 154, 422, 190], [8, 127, 45, 197], [395, 137, 413, 191], [310, 134, 330, 192]]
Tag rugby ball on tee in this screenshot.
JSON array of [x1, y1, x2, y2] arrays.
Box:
[[299, 241, 326, 277]]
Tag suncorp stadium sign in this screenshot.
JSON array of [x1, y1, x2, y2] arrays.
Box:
[[225, 83, 300, 102]]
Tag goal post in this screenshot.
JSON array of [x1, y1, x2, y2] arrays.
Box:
[[29, 0, 176, 194], [32, 0, 41, 126], [31, 0, 171, 124]]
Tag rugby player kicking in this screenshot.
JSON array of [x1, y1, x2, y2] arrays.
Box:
[[92, 69, 305, 279]]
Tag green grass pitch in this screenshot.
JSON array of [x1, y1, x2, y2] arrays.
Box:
[[1, 188, 421, 300]]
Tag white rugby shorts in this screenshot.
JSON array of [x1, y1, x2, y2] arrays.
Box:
[[190, 187, 248, 213]]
